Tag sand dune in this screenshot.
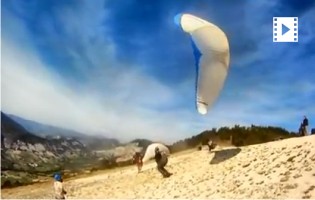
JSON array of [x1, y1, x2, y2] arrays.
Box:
[[2, 135, 315, 199]]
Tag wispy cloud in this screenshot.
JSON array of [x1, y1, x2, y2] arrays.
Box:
[[1, 3, 196, 143], [2, 36, 195, 143], [1, 0, 315, 143]]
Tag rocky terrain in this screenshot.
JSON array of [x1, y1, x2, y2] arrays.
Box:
[[1, 113, 149, 188], [1, 112, 93, 187], [2, 135, 314, 199], [2, 111, 311, 194], [8, 114, 120, 150]]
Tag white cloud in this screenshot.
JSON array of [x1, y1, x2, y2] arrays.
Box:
[[2, 35, 198, 143], [1, 2, 206, 143], [2, 0, 314, 145]]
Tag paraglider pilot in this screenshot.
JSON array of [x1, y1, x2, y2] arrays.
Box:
[[154, 147, 172, 178], [133, 152, 143, 173]]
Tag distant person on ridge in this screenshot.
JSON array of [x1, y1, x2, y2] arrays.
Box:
[[132, 152, 143, 173], [154, 147, 172, 178], [302, 116, 309, 136], [53, 172, 67, 199]]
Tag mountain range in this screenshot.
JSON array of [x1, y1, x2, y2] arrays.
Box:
[[1, 112, 151, 188], [6, 113, 120, 150]]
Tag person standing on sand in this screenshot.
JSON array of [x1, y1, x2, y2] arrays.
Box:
[[302, 116, 309, 136], [133, 152, 143, 173], [53, 173, 67, 199], [154, 147, 172, 178]]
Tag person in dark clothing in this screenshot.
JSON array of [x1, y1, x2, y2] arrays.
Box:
[[132, 152, 143, 173], [154, 147, 172, 178], [302, 116, 309, 136]]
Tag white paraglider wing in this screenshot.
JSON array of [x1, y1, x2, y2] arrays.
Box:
[[142, 143, 170, 163], [174, 14, 230, 115]]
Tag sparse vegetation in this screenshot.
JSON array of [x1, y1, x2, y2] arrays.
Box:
[[169, 125, 296, 153], [1, 111, 300, 188]]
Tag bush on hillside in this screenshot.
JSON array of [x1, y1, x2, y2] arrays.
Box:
[[169, 125, 296, 153]]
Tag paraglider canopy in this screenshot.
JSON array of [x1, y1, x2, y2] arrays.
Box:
[[174, 13, 230, 115], [142, 143, 170, 163]]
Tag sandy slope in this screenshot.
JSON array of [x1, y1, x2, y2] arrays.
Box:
[[1, 135, 315, 199]]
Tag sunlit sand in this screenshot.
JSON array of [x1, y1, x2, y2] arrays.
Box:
[[2, 135, 315, 199]]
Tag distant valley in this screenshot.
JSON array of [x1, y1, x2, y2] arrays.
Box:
[[1, 112, 152, 188]]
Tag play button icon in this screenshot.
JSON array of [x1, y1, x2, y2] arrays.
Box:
[[282, 24, 290, 35], [273, 17, 298, 42]]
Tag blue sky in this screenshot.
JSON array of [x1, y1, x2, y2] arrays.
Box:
[[1, 0, 315, 143]]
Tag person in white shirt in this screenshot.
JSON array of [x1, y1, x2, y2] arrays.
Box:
[[53, 173, 67, 199]]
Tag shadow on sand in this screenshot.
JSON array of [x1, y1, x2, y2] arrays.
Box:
[[209, 148, 241, 164]]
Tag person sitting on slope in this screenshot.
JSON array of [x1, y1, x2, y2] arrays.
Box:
[[154, 147, 172, 178]]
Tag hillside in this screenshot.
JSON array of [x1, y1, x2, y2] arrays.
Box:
[[2, 135, 314, 199], [7, 114, 87, 139], [0, 113, 153, 188], [1, 112, 306, 189], [1, 112, 94, 187], [169, 125, 296, 153], [7, 114, 120, 150]]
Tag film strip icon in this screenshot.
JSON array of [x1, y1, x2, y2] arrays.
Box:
[[273, 17, 298, 42]]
